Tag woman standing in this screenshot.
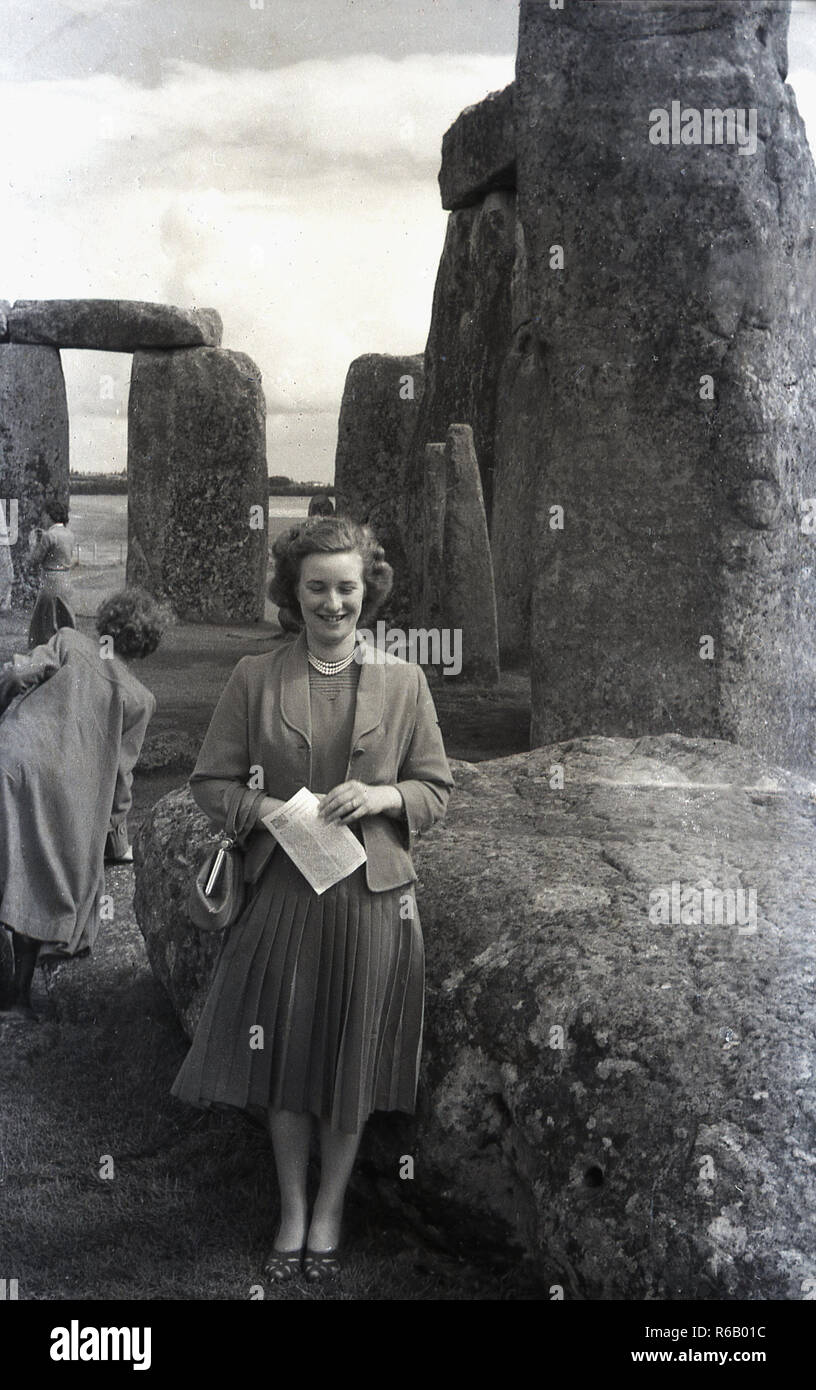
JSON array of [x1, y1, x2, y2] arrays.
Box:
[[172, 516, 453, 1283], [27, 502, 77, 648], [0, 588, 163, 1020]]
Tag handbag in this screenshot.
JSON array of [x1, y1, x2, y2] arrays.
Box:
[[188, 832, 245, 931]]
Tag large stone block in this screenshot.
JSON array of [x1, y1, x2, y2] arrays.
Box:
[[126, 347, 267, 622], [134, 733, 816, 1296], [516, 0, 816, 768], [440, 425, 499, 684], [0, 344, 69, 605], [333, 353, 424, 627], [8, 299, 223, 352], [439, 84, 516, 212], [403, 192, 517, 630], [133, 789, 225, 1040], [405, 193, 516, 537]]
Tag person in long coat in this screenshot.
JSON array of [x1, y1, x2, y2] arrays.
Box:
[[171, 516, 453, 1283], [0, 588, 163, 1020], [27, 501, 77, 649]]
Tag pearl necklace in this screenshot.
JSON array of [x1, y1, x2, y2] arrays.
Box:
[[307, 643, 358, 675]]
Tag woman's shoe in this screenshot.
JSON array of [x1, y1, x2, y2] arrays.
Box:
[[262, 1247, 304, 1282], [303, 1248, 342, 1283]]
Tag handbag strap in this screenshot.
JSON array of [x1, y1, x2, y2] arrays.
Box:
[[223, 783, 247, 846]]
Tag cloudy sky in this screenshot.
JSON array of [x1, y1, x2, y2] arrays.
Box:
[[2, 0, 816, 480]]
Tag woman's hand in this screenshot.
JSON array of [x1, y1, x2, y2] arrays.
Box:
[[319, 781, 403, 825], [257, 795, 287, 830]]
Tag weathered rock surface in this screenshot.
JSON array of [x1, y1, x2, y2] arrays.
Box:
[[440, 425, 499, 684], [8, 299, 223, 352], [127, 347, 267, 622], [0, 302, 10, 341], [334, 353, 425, 627], [439, 84, 516, 212], [0, 344, 69, 605], [133, 733, 816, 1297], [515, 0, 816, 768], [490, 318, 542, 665]]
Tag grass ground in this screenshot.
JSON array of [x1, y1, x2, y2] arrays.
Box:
[[0, 512, 537, 1301]]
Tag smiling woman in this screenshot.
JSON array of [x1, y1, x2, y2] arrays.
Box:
[[170, 513, 453, 1284]]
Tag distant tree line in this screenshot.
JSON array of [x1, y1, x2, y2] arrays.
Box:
[[267, 477, 335, 496], [68, 473, 334, 497], [69, 473, 128, 494]]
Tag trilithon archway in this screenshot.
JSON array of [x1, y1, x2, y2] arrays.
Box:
[[0, 298, 268, 621]]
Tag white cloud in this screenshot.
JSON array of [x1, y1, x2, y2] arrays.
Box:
[[0, 55, 515, 198]]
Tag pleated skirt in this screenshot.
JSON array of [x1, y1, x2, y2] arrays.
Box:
[[171, 847, 424, 1134]]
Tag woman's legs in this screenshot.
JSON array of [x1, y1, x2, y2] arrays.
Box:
[[266, 1106, 365, 1267], [267, 1109, 312, 1250], [0, 930, 40, 1016], [307, 1120, 365, 1252]]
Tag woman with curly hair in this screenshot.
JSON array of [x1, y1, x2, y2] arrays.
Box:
[[172, 516, 453, 1283], [0, 587, 164, 1020]]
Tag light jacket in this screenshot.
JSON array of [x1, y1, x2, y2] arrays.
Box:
[[189, 629, 454, 892]]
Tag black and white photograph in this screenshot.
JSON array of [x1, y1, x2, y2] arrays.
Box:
[[1, 0, 815, 1356]]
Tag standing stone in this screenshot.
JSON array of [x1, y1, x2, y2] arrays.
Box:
[[516, 0, 816, 769], [8, 300, 223, 352], [420, 443, 447, 633], [405, 192, 516, 538], [334, 353, 424, 628], [127, 348, 267, 622], [0, 344, 69, 606], [441, 425, 499, 684]]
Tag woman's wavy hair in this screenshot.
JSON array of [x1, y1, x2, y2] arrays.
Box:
[[269, 515, 393, 634], [96, 587, 167, 659]]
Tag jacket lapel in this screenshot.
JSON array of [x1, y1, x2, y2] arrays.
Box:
[[346, 636, 385, 773], [279, 629, 312, 745]]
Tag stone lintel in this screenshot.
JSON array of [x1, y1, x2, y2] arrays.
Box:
[[439, 83, 516, 212], [8, 299, 223, 352]]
